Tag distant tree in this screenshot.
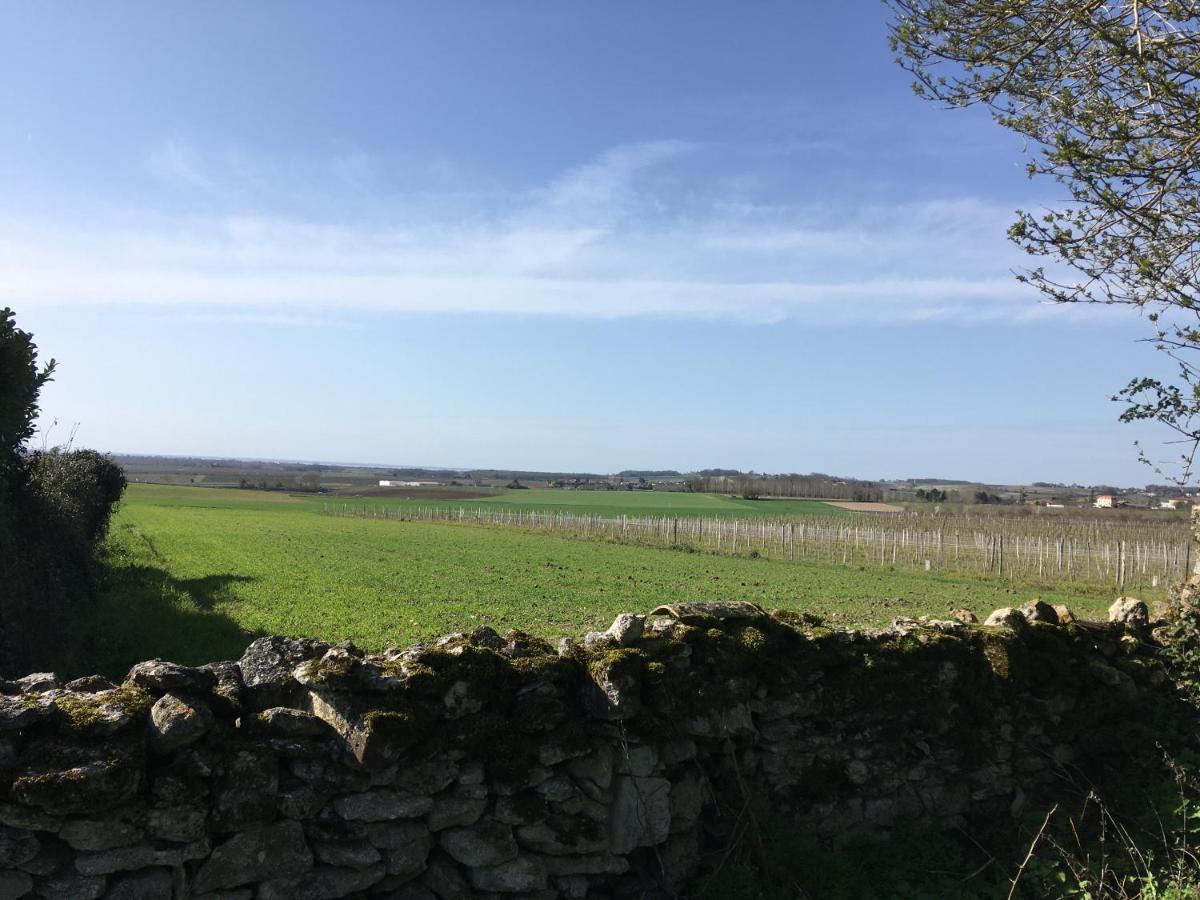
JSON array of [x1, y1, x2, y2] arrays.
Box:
[[888, 1, 1200, 481]]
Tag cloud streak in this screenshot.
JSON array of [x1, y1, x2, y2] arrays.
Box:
[[1, 140, 1106, 325]]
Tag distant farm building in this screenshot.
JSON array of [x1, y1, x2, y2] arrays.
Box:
[[378, 480, 439, 487], [1160, 497, 1192, 510], [1094, 495, 1118, 509]]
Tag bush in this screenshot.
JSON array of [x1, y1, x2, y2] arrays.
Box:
[[0, 451, 126, 676], [0, 308, 126, 676], [27, 449, 126, 544]]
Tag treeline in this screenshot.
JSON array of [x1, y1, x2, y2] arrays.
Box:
[[684, 473, 884, 502], [0, 309, 125, 676], [238, 473, 323, 492]]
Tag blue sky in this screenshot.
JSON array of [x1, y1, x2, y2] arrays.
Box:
[[0, 2, 1172, 484]]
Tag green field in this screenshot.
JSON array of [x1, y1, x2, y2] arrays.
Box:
[[87, 483, 1118, 678], [333, 487, 853, 519]]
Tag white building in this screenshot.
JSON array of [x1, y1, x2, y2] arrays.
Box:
[[378, 480, 439, 487]]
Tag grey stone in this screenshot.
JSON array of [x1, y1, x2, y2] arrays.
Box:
[[0, 871, 32, 900], [384, 833, 434, 878], [609, 775, 671, 854], [605, 613, 646, 647], [11, 743, 140, 814], [211, 748, 278, 829], [567, 746, 613, 790], [536, 738, 590, 768], [441, 680, 484, 719], [457, 761, 485, 785], [63, 675, 116, 693], [0, 826, 38, 867], [0, 694, 51, 731], [493, 793, 547, 826], [148, 692, 214, 754], [365, 821, 432, 850], [278, 784, 327, 820], [427, 783, 489, 831], [516, 816, 609, 855], [381, 886, 436, 900], [193, 821, 313, 893], [312, 838, 381, 868], [146, 804, 207, 842], [239, 635, 329, 709], [421, 853, 471, 899], [334, 790, 433, 822], [0, 803, 60, 833], [616, 744, 657, 777], [983, 608, 1026, 629], [583, 652, 642, 721], [104, 868, 173, 900], [12, 837, 68, 876], [293, 648, 363, 692], [396, 758, 459, 796], [649, 600, 765, 623], [199, 660, 245, 714], [74, 839, 209, 876], [51, 686, 150, 736], [669, 773, 705, 833], [470, 625, 504, 649], [33, 872, 105, 900], [13, 673, 59, 692], [254, 707, 330, 737], [59, 818, 143, 851], [540, 854, 630, 876], [125, 659, 215, 695], [291, 758, 369, 793], [440, 819, 518, 867], [1020, 600, 1059, 624], [1109, 598, 1150, 631], [258, 863, 387, 900], [660, 738, 697, 766], [466, 855, 548, 893], [534, 775, 575, 802], [304, 692, 416, 771]]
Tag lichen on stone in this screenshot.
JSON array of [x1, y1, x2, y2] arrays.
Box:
[[51, 685, 153, 737]]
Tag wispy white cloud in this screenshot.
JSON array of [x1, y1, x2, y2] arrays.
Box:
[[146, 139, 220, 192], [1, 140, 1111, 325]]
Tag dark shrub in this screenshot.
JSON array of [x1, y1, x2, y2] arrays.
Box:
[[0, 309, 125, 676], [27, 449, 126, 545]]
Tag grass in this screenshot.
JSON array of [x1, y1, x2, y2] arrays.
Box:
[[327, 486, 852, 519], [85, 483, 1120, 678]]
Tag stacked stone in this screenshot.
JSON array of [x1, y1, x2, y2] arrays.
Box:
[[0, 599, 1183, 899]]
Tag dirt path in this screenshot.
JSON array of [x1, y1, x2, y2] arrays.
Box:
[[824, 500, 904, 513]]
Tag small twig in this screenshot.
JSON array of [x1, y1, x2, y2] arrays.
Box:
[[727, 743, 772, 883], [1008, 804, 1059, 900]]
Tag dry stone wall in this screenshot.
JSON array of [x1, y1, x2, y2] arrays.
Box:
[[0, 599, 1187, 899]]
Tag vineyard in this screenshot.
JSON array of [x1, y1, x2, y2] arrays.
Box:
[[324, 501, 1195, 594]]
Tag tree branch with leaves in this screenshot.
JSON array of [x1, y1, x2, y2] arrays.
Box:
[[888, 0, 1200, 481]]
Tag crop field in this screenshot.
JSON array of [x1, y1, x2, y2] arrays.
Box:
[[90, 483, 1122, 678], [326, 486, 852, 519]]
